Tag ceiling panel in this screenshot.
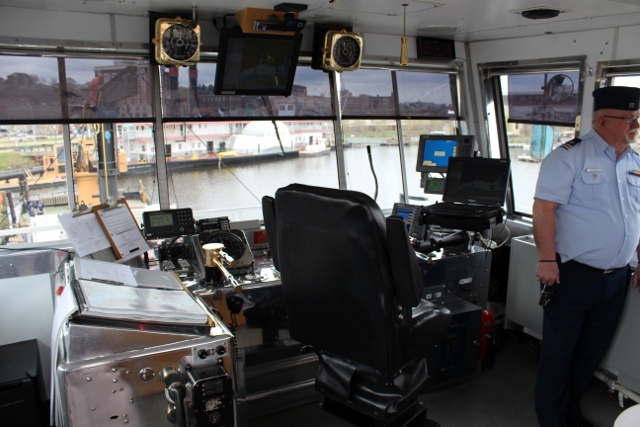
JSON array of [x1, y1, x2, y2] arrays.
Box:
[[0, 0, 640, 42]]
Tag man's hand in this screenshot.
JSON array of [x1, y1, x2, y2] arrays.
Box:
[[536, 261, 560, 286]]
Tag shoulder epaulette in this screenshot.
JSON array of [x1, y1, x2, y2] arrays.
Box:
[[559, 137, 582, 150]]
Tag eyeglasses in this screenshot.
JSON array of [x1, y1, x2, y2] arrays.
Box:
[[604, 115, 640, 124]]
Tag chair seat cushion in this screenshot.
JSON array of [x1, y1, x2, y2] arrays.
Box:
[[315, 351, 429, 421]]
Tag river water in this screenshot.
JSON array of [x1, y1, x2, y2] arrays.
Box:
[[31, 144, 539, 219], [117, 145, 426, 215]]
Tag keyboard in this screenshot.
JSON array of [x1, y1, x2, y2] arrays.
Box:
[[424, 203, 500, 219]]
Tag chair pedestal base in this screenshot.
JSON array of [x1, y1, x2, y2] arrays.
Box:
[[322, 397, 440, 427]]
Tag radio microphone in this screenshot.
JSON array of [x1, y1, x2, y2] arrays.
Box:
[[367, 145, 379, 201]]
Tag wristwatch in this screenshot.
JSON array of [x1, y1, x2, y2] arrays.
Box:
[[153, 16, 201, 66]]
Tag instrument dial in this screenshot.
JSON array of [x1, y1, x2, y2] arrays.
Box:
[[162, 24, 199, 61], [321, 30, 363, 72], [153, 17, 201, 66], [204, 232, 246, 261], [332, 36, 361, 68]]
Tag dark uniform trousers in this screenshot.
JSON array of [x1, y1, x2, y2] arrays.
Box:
[[535, 259, 630, 427]]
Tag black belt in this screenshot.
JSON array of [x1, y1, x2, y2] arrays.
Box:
[[566, 259, 626, 275]]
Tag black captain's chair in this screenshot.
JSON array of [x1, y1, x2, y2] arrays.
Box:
[[262, 184, 452, 426]]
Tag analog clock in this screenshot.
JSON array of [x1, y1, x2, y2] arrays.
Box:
[[153, 17, 201, 66], [322, 30, 363, 72]]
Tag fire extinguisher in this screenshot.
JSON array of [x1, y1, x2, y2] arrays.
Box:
[[478, 309, 495, 360]]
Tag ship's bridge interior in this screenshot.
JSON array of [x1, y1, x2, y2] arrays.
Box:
[[2, 1, 640, 426]]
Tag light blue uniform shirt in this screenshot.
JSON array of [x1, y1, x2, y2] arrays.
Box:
[[534, 129, 640, 269]]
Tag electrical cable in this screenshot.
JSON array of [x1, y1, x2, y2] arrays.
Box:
[[479, 223, 511, 249], [216, 158, 262, 203], [260, 96, 286, 156], [166, 158, 179, 208]]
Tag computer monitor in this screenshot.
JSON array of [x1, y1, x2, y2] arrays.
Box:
[[443, 157, 511, 207], [415, 134, 476, 174], [214, 27, 303, 96], [391, 203, 426, 240]]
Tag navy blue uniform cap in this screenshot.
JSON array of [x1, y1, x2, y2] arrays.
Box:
[[593, 86, 640, 111]]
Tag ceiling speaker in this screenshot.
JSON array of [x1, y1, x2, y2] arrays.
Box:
[[521, 8, 561, 20]]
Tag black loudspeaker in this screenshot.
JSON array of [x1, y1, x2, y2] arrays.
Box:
[[311, 23, 353, 70], [0, 340, 44, 427]]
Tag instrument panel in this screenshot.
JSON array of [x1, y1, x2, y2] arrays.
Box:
[[199, 229, 255, 271]]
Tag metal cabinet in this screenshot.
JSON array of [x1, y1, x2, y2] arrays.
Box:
[[505, 235, 543, 338]]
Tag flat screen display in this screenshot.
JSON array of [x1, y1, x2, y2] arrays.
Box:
[[443, 157, 511, 207], [415, 135, 475, 174], [423, 177, 446, 194], [214, 27, 303, 96], [149, 212, 174, 228]]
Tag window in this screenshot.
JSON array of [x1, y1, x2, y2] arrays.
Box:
[[338, 68, 460, 208], [161, 64, 333, 119], [65, 58, 153, 120], [479, 57, 586, 216], [0, 50, 464, 241], [69, 121, 158, 209], [598, 62, 640, 154], [164, 119, 337, 220]]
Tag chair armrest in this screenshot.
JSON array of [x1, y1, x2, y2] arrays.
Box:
[[406, 299, 453, 352]]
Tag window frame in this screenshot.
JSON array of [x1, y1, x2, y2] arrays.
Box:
[[478, 55, 587, 218]]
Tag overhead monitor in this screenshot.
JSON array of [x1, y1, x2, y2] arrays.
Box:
[[214, 27, 303, 96], [415, 134, 476, 174]]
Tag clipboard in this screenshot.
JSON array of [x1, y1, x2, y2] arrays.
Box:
[[92, 198, 150, 261], [58, 198, 150, 261]]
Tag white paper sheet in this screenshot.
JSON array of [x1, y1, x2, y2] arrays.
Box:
[[96, 205, 150, 261], [74, 257, 137, 287], [58, 212, 111, 257]]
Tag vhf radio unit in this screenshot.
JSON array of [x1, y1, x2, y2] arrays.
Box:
[[142, 208, 195, 239]]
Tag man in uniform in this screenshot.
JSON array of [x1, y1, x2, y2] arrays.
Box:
[[533, 86, 640, 427]]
